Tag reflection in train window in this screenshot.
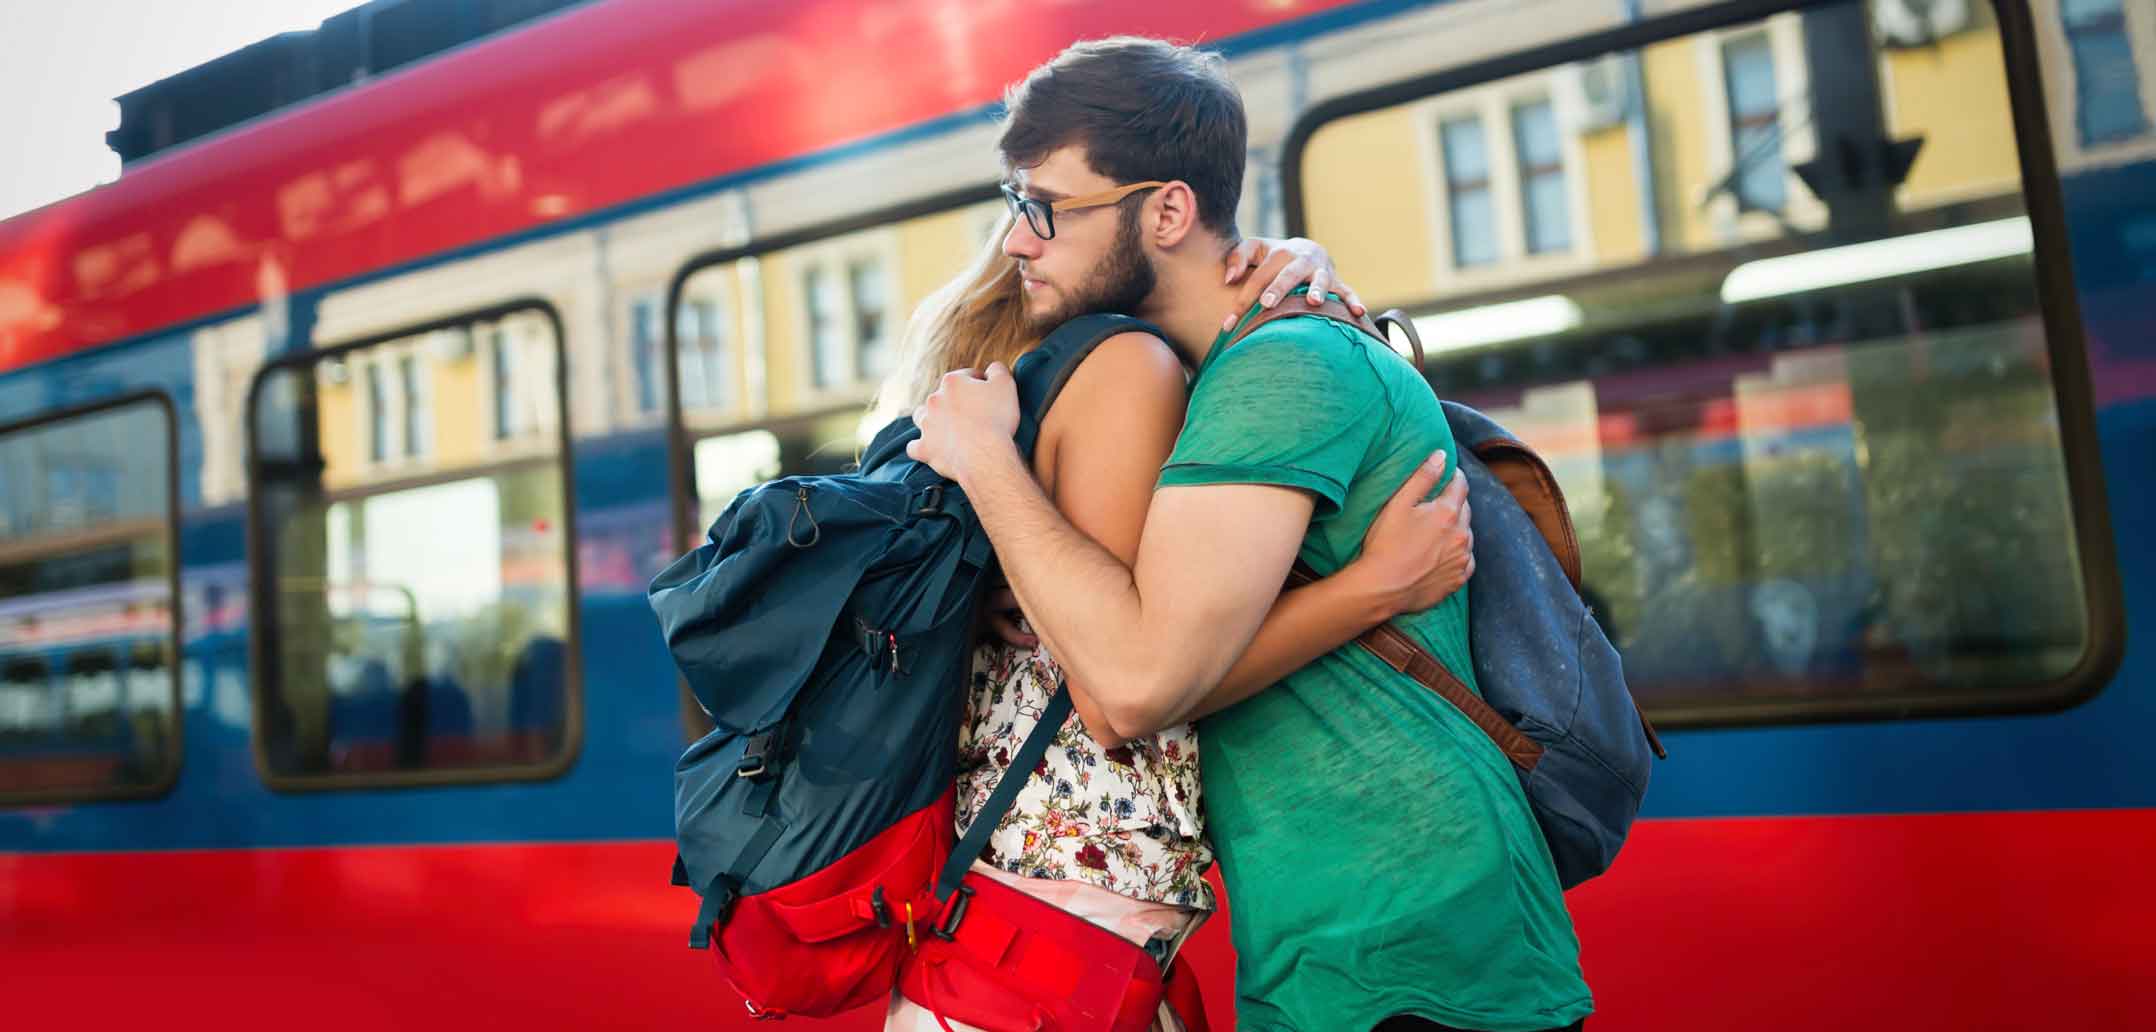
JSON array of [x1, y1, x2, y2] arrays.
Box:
[[249, 306, 576, 786], [1298, 0, 2095, 723], [678, 296, 732, 412], [693, 430, 780, 534], [672, 198, 1003, 543], [0, 396, 180, 802], [668, 197, 1002, 737], [673, 200, 1002, 442], [2061, 0, 2149, 147], [689, 416, 861, 539], [1441, 116, 1500, 268], [1512, 98, 1574, 254]]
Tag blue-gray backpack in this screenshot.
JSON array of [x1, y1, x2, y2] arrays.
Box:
[[647, 313, 1158, 1018], [1241, 299, 1667, 889]]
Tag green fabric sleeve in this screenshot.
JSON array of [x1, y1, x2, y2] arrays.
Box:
[[1158, 318, 1388, 519]]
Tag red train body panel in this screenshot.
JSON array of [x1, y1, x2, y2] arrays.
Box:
[[6, 0, 2155, 1029]]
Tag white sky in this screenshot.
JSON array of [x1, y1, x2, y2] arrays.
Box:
[[0, 0, 370, 222]]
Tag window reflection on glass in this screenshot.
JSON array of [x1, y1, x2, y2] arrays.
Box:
[[251, 309, 574, 782], [631, 296, 662, 414], [489, 312, 555, 444], [677, 297, 730, 411], [805, 265, 843, 389], [2062, 0, 2149, 146], [848, 259, 891, 380], [1299, 0, 2090, 720], [398, 353, 425, 459], [1511, 99, 1572, 254], [490, 325, 513, 440], [687, 413, 861, 546], [670, 200, 999, 435], [366, 364, 389, 463], [0, 399, 178, 800], [693, 430, 782, 533], [1723, 33, 1787, 212], [1441, 117, 1499, 267]]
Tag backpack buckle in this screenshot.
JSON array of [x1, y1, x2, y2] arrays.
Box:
[[918, 483, 945, 514], [737, 730, 778, 779], [870, 885, 892, 929], [931, 884, 975, 941]]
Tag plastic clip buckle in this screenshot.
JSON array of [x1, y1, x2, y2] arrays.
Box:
[[871, 885, 892, 929], [736, 731, 777, 779], [932, 884, 974, 942]]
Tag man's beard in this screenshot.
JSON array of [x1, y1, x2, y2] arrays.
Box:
[[1025, 204, 1156, 334]]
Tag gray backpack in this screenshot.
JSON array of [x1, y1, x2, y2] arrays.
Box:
[[1245, 300, 1666, 888]]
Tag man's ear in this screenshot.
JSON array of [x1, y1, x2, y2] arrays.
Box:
[[1146, 181, 1201, 249]]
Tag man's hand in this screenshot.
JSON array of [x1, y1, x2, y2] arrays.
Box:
[[907, 363, 1022, 485], [1222, 237, 1369, 333], [1349, 450, 1474, 617], [981, 584, 1039, 649]]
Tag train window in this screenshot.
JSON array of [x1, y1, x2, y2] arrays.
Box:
[[1292, 0, 2111, 724], [670, 194, 1005, 545], [666, 191, 1003, 735], [0, 395, 181, 804], [248, 303, 579, 787]]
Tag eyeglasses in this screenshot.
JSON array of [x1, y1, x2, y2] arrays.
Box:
[[1000, 180, 1168, 241]]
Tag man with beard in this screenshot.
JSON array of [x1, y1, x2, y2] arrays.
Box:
[[908, 37, 1593, 1032]]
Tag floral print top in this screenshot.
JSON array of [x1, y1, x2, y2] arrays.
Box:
[[955, 638, 1214, 911]]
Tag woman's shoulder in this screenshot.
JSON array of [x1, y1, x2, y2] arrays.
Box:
[[1041, 330, 1186, 431], [1072, 330, 1185, 387]]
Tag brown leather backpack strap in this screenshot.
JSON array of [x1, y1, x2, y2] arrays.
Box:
[[1360, 622, 1545, 772], [1471, 438, 1584, 592], [1372, 308, 1425, 368], [1224, 296, 1381, 350], [1288, 564, 1543, 772]]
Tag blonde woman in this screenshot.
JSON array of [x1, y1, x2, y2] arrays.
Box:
[[881, 220, 1474, 1032]]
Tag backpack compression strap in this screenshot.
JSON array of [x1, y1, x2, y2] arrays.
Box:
[[934, 687, 1074, 900]]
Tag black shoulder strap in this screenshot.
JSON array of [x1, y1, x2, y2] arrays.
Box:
[[931, 316, 1149, 897], [1011, 313, 1163, 458], [935, 686, 1073, 900]]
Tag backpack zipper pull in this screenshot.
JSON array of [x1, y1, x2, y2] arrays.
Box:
[[786, 486, 821, 548]]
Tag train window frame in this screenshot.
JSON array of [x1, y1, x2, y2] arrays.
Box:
[[661, 183, 1003, 738], [243, 298, 585, 791], [0, 390, 184, 806], [1279, 0, 2123, 729]]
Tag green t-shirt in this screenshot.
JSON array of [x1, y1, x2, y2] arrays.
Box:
[[1160, 302, 1592, 1032]]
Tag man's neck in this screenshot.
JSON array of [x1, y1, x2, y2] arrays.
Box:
[[1136, 242, 1252, 368]]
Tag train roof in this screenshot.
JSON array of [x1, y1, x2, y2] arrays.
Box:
[[108, 1, 596, 167], [0, 0, 1356, 374]]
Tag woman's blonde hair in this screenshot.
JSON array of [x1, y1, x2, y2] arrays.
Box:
[[863, 215, 1035, 433]]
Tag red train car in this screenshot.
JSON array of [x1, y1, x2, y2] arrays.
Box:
[[7, 0, 2155, 1028]]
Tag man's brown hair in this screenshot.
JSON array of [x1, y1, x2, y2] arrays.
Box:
[[998, 37, 1247, 236]]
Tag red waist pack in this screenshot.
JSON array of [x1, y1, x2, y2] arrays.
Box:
[[702, 791, 954, 1019], [896, 870, 1208, 1032]]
